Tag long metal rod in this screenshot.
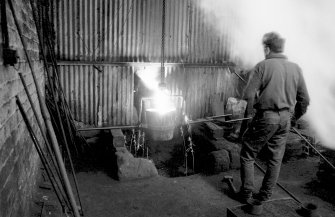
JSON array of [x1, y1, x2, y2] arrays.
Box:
[[19, 72, 63, 179], [227, 66, 247, 83], [188, 116, 250, 125], [18, 73, 71, 209], [7, 1, 80, 216], [209, 114, 233, 119], [16, 96, 67, 211], [160, 0, 166, 85], [37, 23, 84, 216], [224, 117, 252, 123], [254, 161, 302, 204], [29, 1, 84, 213], [291, 127, 335, 171], [78, 125, 139, 132], [56, 61, 235, 68]]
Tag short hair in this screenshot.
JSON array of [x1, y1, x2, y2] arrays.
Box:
[[262, 32, 285, 53]]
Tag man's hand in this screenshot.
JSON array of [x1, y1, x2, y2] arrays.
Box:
[[291, 116, 297, 127]]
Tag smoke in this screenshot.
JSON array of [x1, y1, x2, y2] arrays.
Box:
[[199, 0, 335, 149]]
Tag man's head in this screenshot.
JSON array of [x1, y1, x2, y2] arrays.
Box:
[[262, 32, 285, 56]]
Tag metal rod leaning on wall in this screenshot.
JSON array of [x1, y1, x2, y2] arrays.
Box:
[[16, 96, 70, 212], [43, 12, 89, 153], [18, 72, 62, 180], [291, 127, 335, 171], [28, 1, 84, 213], [7, 1, 81, 216], [18, 73, 71, 209]]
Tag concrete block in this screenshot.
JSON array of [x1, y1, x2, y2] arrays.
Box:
[[284, 133, 303, 160], [204, 122, 224, 139], [115, 147, 158, 181], [207, 149, 230, 174], [217, 139, 241, 169], [110, 129, 125, 148]]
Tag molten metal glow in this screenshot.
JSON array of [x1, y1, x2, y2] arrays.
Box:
[[152, 88, 176, 115], [136, 66, 176, 115]]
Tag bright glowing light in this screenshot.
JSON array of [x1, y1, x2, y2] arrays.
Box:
[[136, 66, 176, 115], [184, 115, 189, 123], [136, 66, 160, 90], [200, 0, 335, 149], [152, 88, 176, 115]]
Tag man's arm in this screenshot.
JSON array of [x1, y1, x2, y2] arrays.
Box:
[[242, 67, 262, 117], [292, 71, 310, 122]]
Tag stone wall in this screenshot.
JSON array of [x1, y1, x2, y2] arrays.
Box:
[[0, 0, 44, 216]]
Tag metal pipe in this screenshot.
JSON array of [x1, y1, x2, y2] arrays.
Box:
[[18, 73, 70, 208], [291, 127, 335, 171], [187, 116, 249, 125], [254, 161, 302, 204], [78, 125, 139, 132], [56, 61, 235, 68], [224, 117, 252, 123], [16, 96, 68, 211], [29, 1, 84, 213], [209, 114, 233, 119], [227, 66, 247, 83], [188, 119, 220, 125], [7, 1, 80, 216], [19, 73, 62, 177]]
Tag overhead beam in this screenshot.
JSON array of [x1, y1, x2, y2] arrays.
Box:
[[56, 61, 235, 68]]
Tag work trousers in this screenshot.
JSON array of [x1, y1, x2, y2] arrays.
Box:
[[240, 110, 291, 199]]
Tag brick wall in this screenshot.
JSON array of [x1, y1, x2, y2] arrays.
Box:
[[0, 0, 45, 216]]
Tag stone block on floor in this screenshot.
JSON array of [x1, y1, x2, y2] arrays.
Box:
[[111, 129, 126, 148], [207, 149, 230, 174], [203, 122, 224, 139], [115, 147, 158, 181], [217, 139, 241, 169], [284, 132, 303, 160]]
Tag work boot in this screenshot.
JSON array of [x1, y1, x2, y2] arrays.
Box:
[[233, 190, 253, 204], [253, 192, 270, 202]]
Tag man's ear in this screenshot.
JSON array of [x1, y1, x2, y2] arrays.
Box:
[[264, 46, 270, 55]]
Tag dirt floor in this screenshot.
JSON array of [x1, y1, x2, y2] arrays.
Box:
[[31, 129, 335, 217], [73, 155, 335, 217]]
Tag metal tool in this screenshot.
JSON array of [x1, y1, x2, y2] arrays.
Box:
[[254, 161, 302, 204], [222, 175, 238, 194], [291, 127, 335, 171]]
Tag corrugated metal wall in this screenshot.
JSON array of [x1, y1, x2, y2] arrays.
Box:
[[58, 64, 134, 126], [52, 0, 239, 125], [52, 0, 234, 62], [166, 66, 239, 119]]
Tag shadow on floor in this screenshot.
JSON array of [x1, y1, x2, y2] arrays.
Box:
[[72, 130, 118, 180]]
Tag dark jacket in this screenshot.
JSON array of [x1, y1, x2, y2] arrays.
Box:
[[244, 53, 310, 120]]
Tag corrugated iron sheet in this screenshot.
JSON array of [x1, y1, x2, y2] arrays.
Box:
[[166, 66, 239, 119], [58, 64, 239, 125], [52, 0, 235, 63], [58, 65, 134, 126], [53, 0, 240, 125]]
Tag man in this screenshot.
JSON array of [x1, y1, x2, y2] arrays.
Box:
[[238, 32, 310, 203]]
